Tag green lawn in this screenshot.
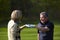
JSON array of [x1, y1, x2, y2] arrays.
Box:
[[0, 24, 60, 40]]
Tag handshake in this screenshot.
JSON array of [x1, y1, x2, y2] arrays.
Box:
[[20, 24, 36, 28], [25, 24, 36, 28]]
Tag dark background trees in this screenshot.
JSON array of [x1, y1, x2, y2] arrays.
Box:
[[0, 0, 60, 25]]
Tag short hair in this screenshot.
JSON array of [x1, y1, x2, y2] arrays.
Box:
[[11, 10, 22, 20], [40, 12, 48, 17]]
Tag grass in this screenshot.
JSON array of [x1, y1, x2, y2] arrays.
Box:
[[0, 23, 60, 40]]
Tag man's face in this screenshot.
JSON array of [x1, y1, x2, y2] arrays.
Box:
[[40, 14, 48, 23]]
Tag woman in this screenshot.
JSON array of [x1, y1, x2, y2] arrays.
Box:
[[8, 10, 26, 40]]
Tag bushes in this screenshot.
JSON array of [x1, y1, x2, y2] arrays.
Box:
[[0, 0, 60, 22], [0, 0, 10, 21]]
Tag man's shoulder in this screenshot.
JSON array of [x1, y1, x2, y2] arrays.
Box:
[[37, 22, 43, 27], [37, 22, 41, 25], [48, 21, 54, 25]]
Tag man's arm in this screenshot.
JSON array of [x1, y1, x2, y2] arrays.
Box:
[[40, 22, 54, 32], [41, 26, 49, 32], [36, 26, 49, 32]]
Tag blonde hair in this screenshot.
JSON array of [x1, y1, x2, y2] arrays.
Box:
[[11, 10, 22, 20]]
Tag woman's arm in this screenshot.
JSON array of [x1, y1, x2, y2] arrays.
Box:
[[19, 25, 26, 30]]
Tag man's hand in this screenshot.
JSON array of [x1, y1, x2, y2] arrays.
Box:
[[41, 26, 49, 32]]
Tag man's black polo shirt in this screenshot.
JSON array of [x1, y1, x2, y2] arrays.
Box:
[[37, 21, 54, 40]]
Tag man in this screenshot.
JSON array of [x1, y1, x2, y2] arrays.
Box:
[[8, 10, 26, 40], [36, 12, 54, 40]]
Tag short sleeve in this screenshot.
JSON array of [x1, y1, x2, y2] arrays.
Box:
[[37, 23, 41, 33], [37, 23, 42, 28]]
